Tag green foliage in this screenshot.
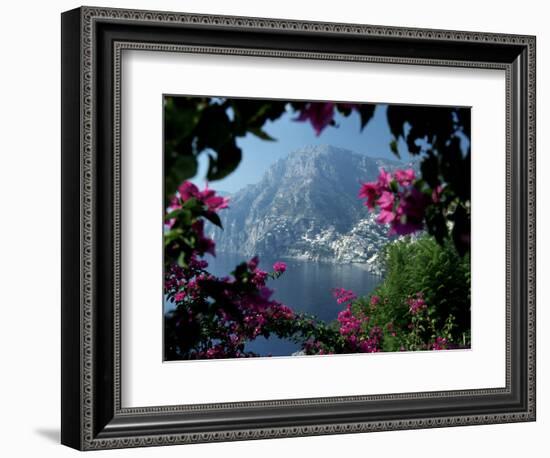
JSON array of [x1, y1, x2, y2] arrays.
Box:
[[164, 96, 287, 199], [355, 235, 470, 351], [164, 196, 212, 268], [387, 105, 471, 255]]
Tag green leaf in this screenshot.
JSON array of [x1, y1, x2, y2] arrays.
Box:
[[177, 251, 187, 267], [164, 208, 185, 221], [420, 153, 440, 188], [195, 105, 232, 151], [358, 104, 375, 130], [164, 103, 201, 143], [164, 228, 184, 245], [207, 144, 242, 181], [165, 208, 193, 227], [181, 197, 204, 213], [389, 138, 400, 158], [203, 211, 223, 229], [249, 127, 276, 141], [232, 262, 249, 279], [336, 104, 353, 116], [246, 101, 287, 126], [450, 204, 470, 256], [164, 154, 198, 198]]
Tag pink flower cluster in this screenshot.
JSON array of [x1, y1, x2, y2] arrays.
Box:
[[303, 289, 383, 355], [303, 340, 332, 355], [407, 293, 427, 315], [167, 253, 296, 359], [332, 287, 357, 305], [336, 296, 381, 353], [273, 261, 287, 273], [337, 304, 364, 336], [431, 337, 448, 350], [166, 181, 229, 230], [176, 181, 229, 212], [359, 168, 434, 236], [165, 182, 300, 359]]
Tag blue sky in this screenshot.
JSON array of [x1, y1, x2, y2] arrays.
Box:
[[192, 103, 410, 194]]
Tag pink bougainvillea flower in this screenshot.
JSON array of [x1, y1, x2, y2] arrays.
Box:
[[174, 290, 187, 302], [376, 192, 397, 223], [189, 256, 208, 270], [167, 181, 230, 231], [358, 169, 393, 210], [247, 256, 260, 271], [199, 184, 230, 212], [164, 196, 183, 230], [252, 269, 268, 286], [357, 168, 433, 237], [376, 168, 393, 189], [358, 340, 373, 352], [358, 182, 379, 209], [432, 337, 448, 350], [388, 188, 429, 235], [390, 218, 424, 236], [294, 102, 335, 135], [401, 188, 429, 220], [337, 304, 362, 335], [332, 287, 357, 305], [376, 192, 396, 226], [177, 181, 199, 201], [257, 286, 274, 301], [377, 191, 395, 211], [394, 168, 416, 186], [168, 195, 181, 211], [273, 261, 287, 273], [370, 326, 383, 340], [176, 181, 230, 211], [407, 295, 427, 315], [377, 209, 396, 225]]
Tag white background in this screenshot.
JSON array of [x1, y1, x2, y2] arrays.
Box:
[[122, 52, 506, 406], [0, 0, 546, 456]]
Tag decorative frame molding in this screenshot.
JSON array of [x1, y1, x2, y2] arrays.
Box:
[[61, 6, 536, 450]]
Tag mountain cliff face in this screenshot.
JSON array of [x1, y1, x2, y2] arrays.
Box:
[[209, 145, 407, 272]]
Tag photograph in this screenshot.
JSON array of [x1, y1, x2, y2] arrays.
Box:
[[163, 96, 472, 360]]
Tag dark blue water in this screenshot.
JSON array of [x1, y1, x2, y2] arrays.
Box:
[[166, 252, 382, 357]]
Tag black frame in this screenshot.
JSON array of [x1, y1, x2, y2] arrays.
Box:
[[61, 6, 536, 450]]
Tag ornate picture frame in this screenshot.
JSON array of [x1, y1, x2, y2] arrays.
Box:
[[61, 6, 536, 450]]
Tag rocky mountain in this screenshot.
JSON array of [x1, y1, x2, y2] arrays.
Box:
[[208, 145, 410, 273]]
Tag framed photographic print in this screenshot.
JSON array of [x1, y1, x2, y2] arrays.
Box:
[[61, 6, 536, 450]]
